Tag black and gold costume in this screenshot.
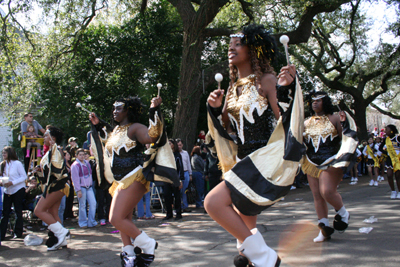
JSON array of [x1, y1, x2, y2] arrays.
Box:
[[40, 144, 70, 198], [90, 106, 179, 195], [226, 75, 277, 159], [302, 113, 358, 178], [208, 76, 305, 216]]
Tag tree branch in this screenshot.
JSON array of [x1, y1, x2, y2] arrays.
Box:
[[204, 27, 233, 37], [370, 103, 400, 119], [365, 68, 400, 104], [237, 0, 254, 21], [140, 0, 148, 14], [274, 0, 352, 45]]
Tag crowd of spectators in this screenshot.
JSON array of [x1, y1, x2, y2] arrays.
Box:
[[3, 111, 397, 245], [0, 113, 223, 242]]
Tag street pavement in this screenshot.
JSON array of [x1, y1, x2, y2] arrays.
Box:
[[1, 174, 399, 267]]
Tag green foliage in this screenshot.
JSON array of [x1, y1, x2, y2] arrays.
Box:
[[34, 1, 183, 144]]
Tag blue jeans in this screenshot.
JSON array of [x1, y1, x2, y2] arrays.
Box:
[[192, 172, 205, 208], [78, 187, 97, 227], [137, 185, 153, 218], [58, 195, 66, 225], [180, 171, 190, 209]]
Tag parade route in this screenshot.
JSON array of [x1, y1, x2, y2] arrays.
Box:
[[1, 174, 399, 267]]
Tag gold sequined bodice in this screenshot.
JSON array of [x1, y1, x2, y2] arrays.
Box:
[[226, 74, 270, 144], [105, 124, 137, 155], [304, 115, 338, 152]]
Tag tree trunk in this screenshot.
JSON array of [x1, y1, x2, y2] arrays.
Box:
[[353, 102, 368, 142], [172, 28, 205, 152]]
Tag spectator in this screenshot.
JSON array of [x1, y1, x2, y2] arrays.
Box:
[[65, 137, 78, 159], [380, 128, 386, 138], [0, 146, 27, 240], [82, 131, 92, 150], [24, 176, 42, 211], [21, 113, 45, 135], [204, 133, 222, 195], [42, 125, 53, 156], [162, 139, 183, 220], [191, 146, 205, 208], [372, 127, 378, 137], [89, 150, 112, 226], [137, 183, 155, 220], [63, 150, 75, 220], [198, 130, 206, 141], [71, 148, 97, 228], [24, 124, 43, 158], [177, 139, 192, 212]]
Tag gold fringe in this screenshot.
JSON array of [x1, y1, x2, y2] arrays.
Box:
[[301, 157, 322, 178], [60, 184, 70, 197], [108, 172, 150, 197]]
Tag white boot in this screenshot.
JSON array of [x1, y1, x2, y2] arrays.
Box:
[[121, 245, 136, 267], [133, 231, 157, 255], [238, 228, 280, 267], [47, 222, 69, 251]]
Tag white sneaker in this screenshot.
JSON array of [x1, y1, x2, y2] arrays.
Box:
[[397, 192, 400, 199], [349, 181, 357, 185], [374, 181, 378, 187], [290, 186, 296, 190], [380, 176, 385, 181], [390, 191, 397, 199], [369, 180, 374, 186], [354, 178, 358, 182], [350, 177, 355, 182]]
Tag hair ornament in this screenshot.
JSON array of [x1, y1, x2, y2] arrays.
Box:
[[240, 24, 277, 63], [312, 95, 326, 101], [230, 33, 244, 38], [113, 102, 125, 108]]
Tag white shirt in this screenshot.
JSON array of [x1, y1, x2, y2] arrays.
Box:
[[1, 160, 27, 195], [180, 150, 192, 175]]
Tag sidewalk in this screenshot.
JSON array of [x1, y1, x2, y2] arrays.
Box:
[[1, 175, 399, 266]]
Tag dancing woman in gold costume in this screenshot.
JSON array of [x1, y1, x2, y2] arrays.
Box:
[[205, 24, 304, 267], [89, 96, 178, 267], [302, 91, 358, 242]]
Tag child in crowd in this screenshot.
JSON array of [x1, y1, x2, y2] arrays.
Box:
[[25, 124, 42, 158]]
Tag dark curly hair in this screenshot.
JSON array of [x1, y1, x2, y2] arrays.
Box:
[[48, 126, 63, 144], [229, 24, 277, 86], [386, 124, 398, 135], [305, 91, 335, 115], [113, 96, 145, 124]]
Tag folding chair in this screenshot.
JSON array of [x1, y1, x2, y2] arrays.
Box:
[[150, 183, 164, 213]]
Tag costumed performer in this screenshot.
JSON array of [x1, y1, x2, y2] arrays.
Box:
[[362, 136, 381, 187], [89, 96, 179, 267], [34, 126, 71, 250], [205, 24, 305, 267], [379, 125, 400, 199], [302, 91, 358, 243]]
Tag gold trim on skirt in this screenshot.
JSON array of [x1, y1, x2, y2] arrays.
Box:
[[302, 156, 322, 178], [109, 170, 150, 197], [60, 183, 70, 197]]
